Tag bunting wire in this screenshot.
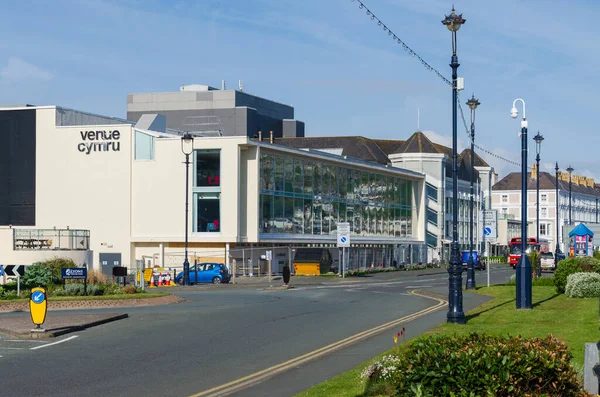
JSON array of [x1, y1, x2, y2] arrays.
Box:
[[351, 0, 525, 169]]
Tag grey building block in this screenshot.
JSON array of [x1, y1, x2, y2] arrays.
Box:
[[584, 342, 599, 395]]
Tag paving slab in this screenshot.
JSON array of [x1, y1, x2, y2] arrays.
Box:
[[0, 313, 128, 339]]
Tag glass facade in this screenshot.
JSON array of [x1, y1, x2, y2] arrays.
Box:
[[259, 152, 414, 237], [193, 150, 221, 233]]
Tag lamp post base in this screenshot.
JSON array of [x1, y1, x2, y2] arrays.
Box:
[[447, 246, 465, 324], [183, 259, 190, 286], [516, 254, 532, 309], [466, 256, 476, 290]]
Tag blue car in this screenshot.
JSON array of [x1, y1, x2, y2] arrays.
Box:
[[176, 262, 231, 285]]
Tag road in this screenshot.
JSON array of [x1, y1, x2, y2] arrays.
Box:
[[0, 265, 515, 397]]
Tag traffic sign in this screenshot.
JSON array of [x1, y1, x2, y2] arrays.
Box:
[[0, 265, 3, 276], [3, 265, 25, 277], [337, 222, 351, 248], [29, 287, 48, 328], [480, 210, 497, 239], [265, 250, 272, 261]]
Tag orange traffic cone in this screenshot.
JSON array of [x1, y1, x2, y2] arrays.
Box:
[[150, 275, 156, 288], [158, 273, 163, 287]]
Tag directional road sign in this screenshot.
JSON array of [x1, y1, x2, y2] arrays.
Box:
[[480, 210, 498, 239], [3, 265, 25, 277], [337, 222, 351, 248], [484, 227, 492, 236]]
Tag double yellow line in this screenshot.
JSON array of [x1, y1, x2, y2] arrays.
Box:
[[190, 290, 447, 397]]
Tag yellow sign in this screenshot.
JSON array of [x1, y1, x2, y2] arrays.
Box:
[[29, 287, 48, 327]]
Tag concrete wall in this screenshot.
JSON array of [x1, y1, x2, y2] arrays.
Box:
[[35, 108, 133, 270]]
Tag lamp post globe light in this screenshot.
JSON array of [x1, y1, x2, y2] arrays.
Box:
[[181, 133, 194, 286], [567, 165, 574, 225], [442, 7, 466, 324], [555, 162, 560, 262], [466, 94, 480, 290], [533, 132, 544, 278], [510, 98, 532, 309]]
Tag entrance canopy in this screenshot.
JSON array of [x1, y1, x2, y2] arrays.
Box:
[[568, 223, 594, 237]]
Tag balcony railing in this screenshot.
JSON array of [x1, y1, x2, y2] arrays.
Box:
[[13, 229, 90, 251]]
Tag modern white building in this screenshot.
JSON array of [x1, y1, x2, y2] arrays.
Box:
[[0, 105, 427, 276], [491, 165, 600, 253]]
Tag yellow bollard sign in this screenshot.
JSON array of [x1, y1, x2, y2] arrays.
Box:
[[29, 287, 47, 329]]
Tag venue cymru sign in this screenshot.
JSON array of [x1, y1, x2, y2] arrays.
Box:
[[78, 130, 121, 154]]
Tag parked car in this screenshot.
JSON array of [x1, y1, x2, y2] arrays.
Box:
[[176, 262, 231, 285], [461, 251, 486, 271], [540, 252, 556, 271]]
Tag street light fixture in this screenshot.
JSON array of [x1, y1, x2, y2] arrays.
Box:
[[555, 162, 560, 262], [466, 94, 480, 290], [442, 7, 466, 324], [181, 133, 194, 286], [533, 132, 544, 278], [510, 98, 532, 309], [567, 165, 574, 225]]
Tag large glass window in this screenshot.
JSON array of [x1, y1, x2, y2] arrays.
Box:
[[196, 150, 221, 187], [195, 193, 220, 232], [258, 152, 415, 239], [134, 131, 155, 160]]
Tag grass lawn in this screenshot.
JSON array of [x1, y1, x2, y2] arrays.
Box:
[[0, 292, 171, 303], [295, 285, 598, 397]]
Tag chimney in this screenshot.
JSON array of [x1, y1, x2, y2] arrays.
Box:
[[531, 163, 537, 179], [239, 80, 243, 91], [258, 131, 262, 141], [221, 80, 226, 90], [269, 130, 274, 144]]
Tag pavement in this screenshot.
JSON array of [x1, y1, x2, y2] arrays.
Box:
[[0, 313, 128, 338]]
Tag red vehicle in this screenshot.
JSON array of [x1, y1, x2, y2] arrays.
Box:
[[508, 237, 541, 268]]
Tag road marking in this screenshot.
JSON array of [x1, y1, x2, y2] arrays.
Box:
[[189, 290, 447, 397], [0, 347, 24, 350], [30, 335, 79, 350]]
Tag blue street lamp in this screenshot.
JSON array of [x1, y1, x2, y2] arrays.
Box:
[[466, 94, 480, 290], [533, 132, 544, 278], [511, 98, 532, 309], [181, 133, 194, 286], [442, 7, 466, 323]]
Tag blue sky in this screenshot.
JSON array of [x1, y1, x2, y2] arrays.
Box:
[[0, 0, 597, 179]]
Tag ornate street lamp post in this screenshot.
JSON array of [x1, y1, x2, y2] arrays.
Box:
[[442, 7, 466, 323], [533, 132, 544, 278], [510, 98, 532, 309], [555, 163, 560, 262], [466, 94, 480, 290], [181, 133, 194, 286]]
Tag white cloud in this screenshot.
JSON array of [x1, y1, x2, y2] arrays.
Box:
[[0, 57, 53, 83]]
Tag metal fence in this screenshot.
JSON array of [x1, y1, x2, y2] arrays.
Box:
[[13, 229, 90, 251]]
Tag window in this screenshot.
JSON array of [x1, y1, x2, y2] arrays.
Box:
[[541, 193, 547, 202], [195, 193, 220, 232], [541, 207, 547, 218], [426, 183, 438, 202], [426, 231, 437, 247], [426, 208, 438, 226], [502, 194, 508, 203], [194, 150, 221, 232], [540, 223, 547, 236], [196, 150, 221, 187], [502, 208, 508, 215], [134, 131, 155, 160]]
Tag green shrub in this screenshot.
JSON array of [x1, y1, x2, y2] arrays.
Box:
[[39, 257, 77, 285], [1, 290, 21, 300], [565, 272, 600, 298], [361, 333, 587, 397], [553, 258, 583, 294], [52, 283, 85, 296], [529, 250, 541, 277], [1, 280, 18, 292], [576, 256, 600, 273], [21, 262, 54, 288]]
